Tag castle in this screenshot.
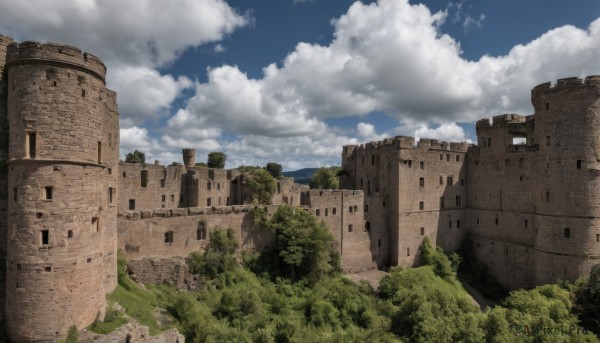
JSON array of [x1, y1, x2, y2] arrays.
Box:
[[0, 35, 599, 341]]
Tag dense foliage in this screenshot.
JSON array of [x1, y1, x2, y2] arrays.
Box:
[[245, 168, 277, 205], [253, 205, 340, 283], [100, 211, 599, 343], [125, 149, 145, 164], [309, 167, 339, 189], [266, 162, 283, 178], [575, 264, 600, 335], [207, 152, 227, 168]]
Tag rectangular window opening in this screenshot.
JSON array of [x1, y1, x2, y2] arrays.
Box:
[[109, 187, 114, 204], [419, 177, 425, 187], [171, 194, 175, 202], [546, 136, 551, 147], [456, 155, 460, 162], [68, 230, 73, 239], [332, 208, 337, 215], [354, 205, 358, 212], [407, 247, 410, 256], [316, 209, 320, 216], [525, 219, 528, 228], [420, 161, 425, 170], [378, 239, 381, 248], [44, 186, 53, 200], [97, 141, 102, 164], [92, 217, 99, 233], [160, 179, 165, 188], [207, 198, 212, 207], [564, 228, 571, 238], [420, 227, 424, 236], [164, 231, 174, 243], [577, 160, 582, 169], [44, 266, 51, 272], [419, 201, 424, 210], [457, 220, 461, 228], [348, 224, 353, 233], [440, 197, 444, 208], [26, 132, 36, 159], [41, 230, 49, 245], [141, 170, 148, 188], [129, 199, 135, 210]]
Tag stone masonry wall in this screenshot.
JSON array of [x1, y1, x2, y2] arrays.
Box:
[[5, 39, 118, 342]]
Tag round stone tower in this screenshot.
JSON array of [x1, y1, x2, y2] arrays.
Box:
[[182, 148, 196, 167], [531, 76, 600, 285], [4, 40, 119, 341]]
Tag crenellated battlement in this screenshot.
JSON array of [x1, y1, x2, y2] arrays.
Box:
[[352, 135, 469, 153], [6, 40, 106, 82]]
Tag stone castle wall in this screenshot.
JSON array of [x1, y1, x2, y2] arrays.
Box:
[[4, 39, 118, 342]]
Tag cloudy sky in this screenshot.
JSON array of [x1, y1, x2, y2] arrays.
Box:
[[1, 0, 599, 170]]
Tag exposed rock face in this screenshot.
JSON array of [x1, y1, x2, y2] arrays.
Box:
[[81, 322, 185, 343]]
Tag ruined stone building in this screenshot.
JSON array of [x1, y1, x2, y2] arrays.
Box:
[[0, 34, 599, 341]]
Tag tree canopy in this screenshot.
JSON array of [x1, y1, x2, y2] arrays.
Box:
[[266, 162, 283, 178], [245, 169, 277, 205], [309, 167, 339, 189], [125, 149, 145, 164], [207, 152, 227, 169]]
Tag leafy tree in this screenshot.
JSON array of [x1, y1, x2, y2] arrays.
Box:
[[245, 169, 277, 205], [125, 149, 145, 164], [195, 162, 207, 167], [266, 162, 283, 178], [420, 237, 454, 279], [574, 264, 600, 334], [258, 205, 340, 283], [170, 162, 181, 166], [189, 228, 239, 279], [237, 165, 263, 173], [309, 167, 339, 189], [207, 152, 227, 169]]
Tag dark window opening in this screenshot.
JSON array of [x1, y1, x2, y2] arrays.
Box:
[[440, 197, 445, 208], [520, 175, 524, 182], [141, 170, 148, 188], [162, 195, 166, 202], [378, 239, 381, 248], [81, 89, 86, 97], [460, 179, 464, 186], [546, 191, 550, 202], [316, 209, 320, 216], [439, 175, 443, 185], [419, 177, 425, 187], [41, 230, 49, 245], [495, 217, 499, 225], [44, 187, 53, 200], [129, 199, 135, 210], [109, 187, 114, 204], [207, 198, 211, 207], [383, 201, 386, 207], [546, 136, 551, 147], [596, 234, 599, 242], [171, 194, 175, 202], [108, 168, 112, 174], [13, 188, 17, 201], [456, 196, 462, 207], [87, 258, 92, 263], [164, 231, 174, 243], [525, 219, 528, 228], [419, 201, 424, 210], [577, 160, 582, 169], [477, 218, 480, 225], [439, 154, 443, 160], [160, 179, 165, 188], [487, 138, 492, 148], [97, 141, 102, 164], [53, 81, 57, 87], [348, 224, 353, 232], [354, 205, 358, 212], [16, 264, 21, 271], [365, 222, 370, 232], [407, 247, 410, 256], [546, 102, 550, 111], [446, 154, 450, 162], [36, 212, 42, 219], [207, 182, 212, 191], [44, 266, 51, 272], [420, 227, 424, 236], [449, 220, 452, 229], [456, 155, 460, 162], [197, 223, 207, 240], [564, 228, 570, 238], [420, 161, 425, 170], [457, 220, 461, 228], [68, 230, 73, 239], [26, 132, 36, 159], [325, 208, 328, 216], [505, 249, 509, 257], [447, 176, 453, 185], [332, 208, 337, 215], [123, 172, 126, 177], [372, 155, 375, 165]]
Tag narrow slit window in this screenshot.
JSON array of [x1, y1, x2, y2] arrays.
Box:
[[596, 234, 599, 242], [419, 177, 425, 187], [407, 247, 410, 256], [207, 198, 212, 207], [378, 239, 381, 248], [457, 220, 461, 228], [41, 230, 49, 245], [456, 196, 462, 207], [171, 194, 175, 202], [325, 208, 328, 216], [68, 230, 73, 239], [162, 195, 166, 202], [13, 188, 17, 201], [332, 208, 337, 215], [546, 136, 551, 147], [564, 228, 571, 238], [495, 217, 499, 225], [577, 160, 582, 169], [365, 222, 370, 232], [97, 141, 102, 164], [26, 132, 36, 159], [316, 209, 320, 216], [108, 187, 114, 204], [525, 219, 528, 228], [420, 227, 424, 236], [129, 199, 135, 210], [141, 170, 148, 188], [440, 197, 444, 208], [449, 220, 452, 229], [419, 201, 424, 210], [348, 224, 353, 232], [456, 155, 460, 162]]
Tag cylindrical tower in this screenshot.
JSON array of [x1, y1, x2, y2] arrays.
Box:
[[5, 41, 119, 341], [531, 76, 600, 285], [182, 148, 196, 167], [0, 34, 15, 342]]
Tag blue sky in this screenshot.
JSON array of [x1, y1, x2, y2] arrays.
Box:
[[1, 0, 599, 170]]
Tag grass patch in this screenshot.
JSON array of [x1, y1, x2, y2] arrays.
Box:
[[88, 307, 128, 334]]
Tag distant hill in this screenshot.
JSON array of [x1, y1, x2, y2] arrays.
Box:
[[283, 168, 319, 185]]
